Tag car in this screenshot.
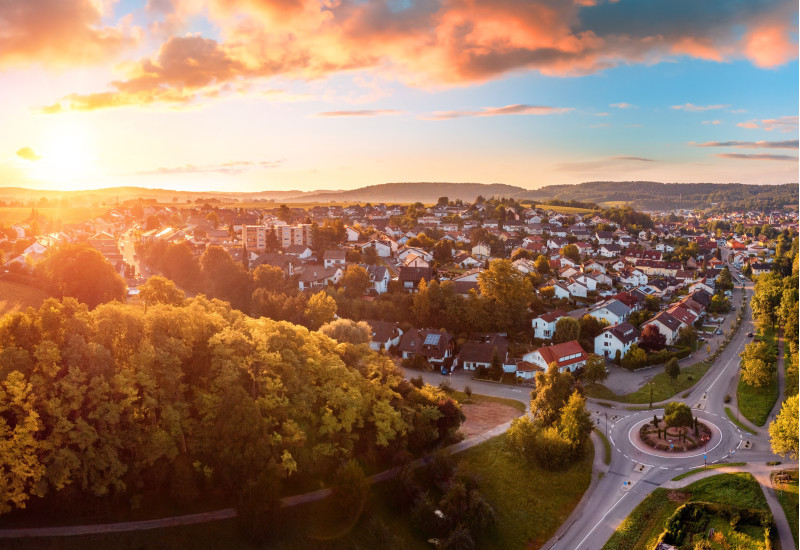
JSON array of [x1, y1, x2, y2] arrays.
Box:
[[715, 329, 722, 335], [747, 332, 754, 337]]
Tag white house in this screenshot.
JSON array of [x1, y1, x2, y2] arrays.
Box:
[[588, 299, 631, 326], [472, 243, 491, 259], [547, 281, 571, 300], [643, 311, 684, 345], [595, 322, 640, 359], [297, 265, 342, 291], [599, 244, 622, 258], [365, 265, 391, 294], [397, 246, 433, 263], [532, 310, 567, 340], [567, 279, 589, 298], [522, 340, 588, 373], [345, 226, 360, 242], [365, 320, 403, 351]]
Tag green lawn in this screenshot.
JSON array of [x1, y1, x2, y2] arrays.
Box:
[[594, 429, 612, 465], [671, 462, 747, 481], [584, 361, 710, 405], [603, 473, 772, 550], [457, 434, 594, 549], [450, 391, 527, 413], [773, 470, 799, 550], [725, 406, 756, 432], [737, 328, 779, 426]]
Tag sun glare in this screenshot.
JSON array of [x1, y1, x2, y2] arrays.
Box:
[[28, 122, 98, 188]]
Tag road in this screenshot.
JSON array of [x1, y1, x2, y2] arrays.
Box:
[[407, 257, 797, 550]]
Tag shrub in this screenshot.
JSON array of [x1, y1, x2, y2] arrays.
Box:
[[724, 394, 731, 403], [464, 385, 472, 399]]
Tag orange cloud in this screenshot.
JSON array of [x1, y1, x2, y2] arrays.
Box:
[[421, 104, 573, 120], [39, 0, 799, 112], [0, 0, 139, 68], [743, 24, 797, 68], [736, 116, 799, 133], [715, 153, 797, 161]]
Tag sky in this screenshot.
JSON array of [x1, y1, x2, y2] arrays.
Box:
[[0, 0, 798, 193]]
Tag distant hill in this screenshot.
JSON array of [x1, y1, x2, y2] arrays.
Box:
[[285, 182, 529, 204], [520, 181, 798, 211]]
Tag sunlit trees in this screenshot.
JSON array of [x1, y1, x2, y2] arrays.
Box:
[[137, 275, 185, 309], [769, 395, 798, 459], [478, 259, 534, 334], [35, 243, 126, 308], [553, 317, 580, 344], [582, 354, 608, 386]]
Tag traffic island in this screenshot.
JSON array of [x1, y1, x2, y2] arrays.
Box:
[[638, 419, 712, 452]]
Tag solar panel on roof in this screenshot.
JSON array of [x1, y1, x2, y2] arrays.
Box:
[[424, 333, 441, 346]]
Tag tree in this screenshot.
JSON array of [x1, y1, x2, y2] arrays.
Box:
[[558, 390, 593, 453], [252, 265, 288, 293], [740, 357, 771, 391], [717, 266, 733, 290], [35, 243, 126, 308], [769, 395, 799, 459], [488, 348, 503, 381], [304, 291, 337, 330], [674, 326, 698, 350], [199, 245, 251, 310], [560, 244, 580, 263], [644, 295, 661, 312], [534, 255, 550, 275], [319, 318, 371, 345], [664, 357, 680, 381], [205, 211, 220, 228], [664, 402, 693, 428], [341, 265, 371, 299], [137, 275, 185, 309], [639, 324, 666, 352], [621, 344, 647, 370], [751, 272, 783, 330], [553, 317, 580, 344], [582, 354, 608, 385], [477, 259, 535, 334], [530, 363, 575, 427]]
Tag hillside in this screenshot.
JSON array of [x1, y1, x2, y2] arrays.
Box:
[[285, 182, 529, 204]]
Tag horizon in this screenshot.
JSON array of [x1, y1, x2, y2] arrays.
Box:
[[0, 1, 798, 193]]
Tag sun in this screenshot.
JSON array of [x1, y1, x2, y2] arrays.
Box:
[[27, 121, 98, 188]]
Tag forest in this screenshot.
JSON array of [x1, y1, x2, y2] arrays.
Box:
[[0, 291, 464, 535]]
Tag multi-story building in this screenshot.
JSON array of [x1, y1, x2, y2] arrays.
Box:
[[242, 223, 313, 251]]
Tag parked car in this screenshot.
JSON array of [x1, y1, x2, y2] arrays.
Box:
[[747, 332, 754, 337]]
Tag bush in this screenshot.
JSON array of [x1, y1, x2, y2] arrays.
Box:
[[463, 385, 472, 399], [724, 394, 731, 403]]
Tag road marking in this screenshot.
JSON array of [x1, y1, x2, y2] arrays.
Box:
[[573, 493, 630, 550]]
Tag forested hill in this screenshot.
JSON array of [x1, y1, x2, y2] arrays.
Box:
[[521, 181, 798, 211], [288, 182, 528, 204]]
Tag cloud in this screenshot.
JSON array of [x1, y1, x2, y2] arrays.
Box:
[[736, 116, 799, 132], [715, 153, 797, 161], [16, 147, 41, 161], [422, 104, 572, 120], [702, 120, 722, 125], [609, 156, 655, 162], [134, 159, 285, 176], [0, 0, 139, 68], [314, 109, 401, 117], [610, 102, 635, 109], [671, 103, 730, 112], [39, 0, 799, 111], [692, 140, 798, 149]]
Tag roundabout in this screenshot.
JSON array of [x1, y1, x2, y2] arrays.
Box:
[[605, 409, 744, 471]]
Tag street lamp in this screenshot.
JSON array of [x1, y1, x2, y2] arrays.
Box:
[[701, 433, 710, 469]]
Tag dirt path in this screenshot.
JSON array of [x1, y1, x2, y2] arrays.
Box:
[[459, 401, 521, 438]]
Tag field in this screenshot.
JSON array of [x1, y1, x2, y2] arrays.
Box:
[[0, 206, 110, 226], [458, 434, 594, 549], [584, 361, 710, 404], [737, 328, 779, 426], [532, 203, 594, 214], [603, 473, 772, 550], [773, 470, 798, 550], [0, 280, 51, 315]]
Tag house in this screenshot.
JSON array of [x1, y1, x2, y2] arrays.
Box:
[[522, 340, 588, 373], [643, 311, 685, 345], [472, 243, 491, 260], [567, 278, 589, 298], [532, 310, 567, 340], [595, 322, 640, 359], [403, 253, 430, 268], [599, 244, 622, 258], [285, 244, 313, 259], [575, 242, 593, 256], [453, 268, 482, 282], [361, 239, 393, 258], [399, 266, 434, 292], [398, 246, 433, 263], [365, 320, 403, 352], [546, 280, 571, 300], [514, 361, 543, 381], [512, 258, 538, 274], [666, 304, 698, 327], [588, 299, 631, 326], [251, 252, 300, 275], [751, 262, 771, 276], [365, 264, 391, 294], [458, 333, 509, 371], [573, 273, 598, 291], [397, 329, 454, 366], [345, 226, 360, 242], [323, 250, 347, 269], [596, 231, 614, 245], [297, 264, 342, 291], [618, 268, 648, 288], [454, 252, 482, 269], [547, 237, 569, 250]]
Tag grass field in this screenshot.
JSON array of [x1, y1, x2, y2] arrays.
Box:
[[603, 473, 772, 550], [0, 280, 50, 316], [670, 462, 747, 482], [533, 204, 594, 214], [773, 470, 798, 550], [725, 406, 756, 432], [737, 328, 779, 426], [595, 429, 612, 465], [584, 361, 710, 405], [450, 390, 528, 412], [0, 206, 110, 226], [458, 434, 594, 549]]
